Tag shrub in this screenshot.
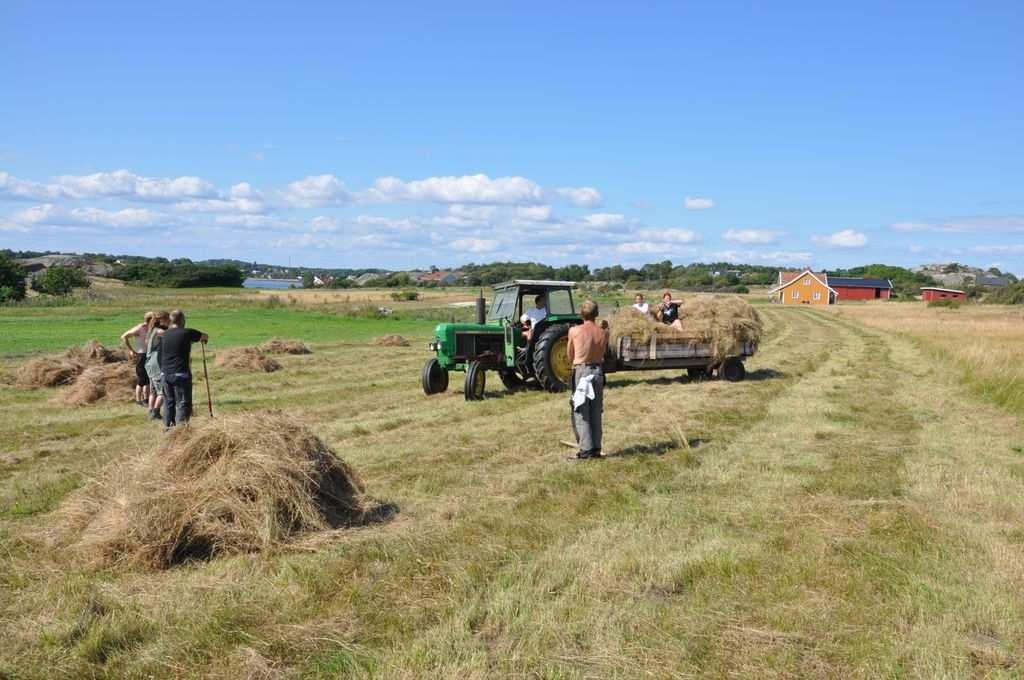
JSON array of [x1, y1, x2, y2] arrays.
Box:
[[390, 290, 419, 302], [928, 299, 962, 309], [0, 253, 27, 303], [32, 266, 90, 296]]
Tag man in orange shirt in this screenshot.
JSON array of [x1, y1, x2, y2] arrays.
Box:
[[567, 300, 608, 460]]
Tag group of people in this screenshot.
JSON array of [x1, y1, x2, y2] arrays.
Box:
[[632, 291, 685, 330], [120, 310, 209, 429]]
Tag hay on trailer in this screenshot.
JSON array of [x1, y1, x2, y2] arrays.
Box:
[[52, 411, 368, 569], [607, 296, 762, 361], [215, 347, 282, 372], [55, 363, 137, 406], [259, 338, 312, 355], [14, 340, 130, 389], [374, 335, 409, 347]]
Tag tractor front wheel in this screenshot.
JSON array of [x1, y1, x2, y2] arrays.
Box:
[[464, 361, 487, 400], [422, 358, 449, 395], [533, 324, 573, 392]]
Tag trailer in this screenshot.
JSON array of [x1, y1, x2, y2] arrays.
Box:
[[605, 335, 757, 381]]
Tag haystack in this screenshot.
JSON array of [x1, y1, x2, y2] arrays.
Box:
[[52, 412, 367, 569], [607, 296, 762, 361], [14, 340, 129, 389], [215, 347, 281, 372], [374, 335, 409, 347], [55, 363, 137, 405], [259, 338, 312, 355]]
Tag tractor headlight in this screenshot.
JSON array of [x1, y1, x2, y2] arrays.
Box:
[[428, 341, 438, 351]]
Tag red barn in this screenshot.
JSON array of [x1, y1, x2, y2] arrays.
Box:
[[921, 287, 966, 302], [828, 277, 894, 300]]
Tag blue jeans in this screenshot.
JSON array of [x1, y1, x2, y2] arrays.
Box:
[[162, 372, 193, 427]]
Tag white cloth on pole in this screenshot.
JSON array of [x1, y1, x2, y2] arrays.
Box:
[[572, 372, 597, 410]]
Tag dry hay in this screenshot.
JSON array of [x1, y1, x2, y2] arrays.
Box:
[[55, 363, 137, 405], [374, 334, 409, 347], [259, 338, 312, 355], [15, 340, 130, 389], [51, 411, 368, 569], [215, 347, 282, 372], [607, 296, 762, 361]]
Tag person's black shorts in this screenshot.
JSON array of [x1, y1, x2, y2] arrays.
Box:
[[134, 352, 150, 387]]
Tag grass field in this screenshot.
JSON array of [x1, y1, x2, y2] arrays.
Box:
[[2, 291, 1024, 678]]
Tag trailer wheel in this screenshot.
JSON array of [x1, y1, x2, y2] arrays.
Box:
[[464, 361, 487, 400], [422, 358, 449, 395], [687, 366, 713, 381], [720, 358, 746, 382], [533, 324, 572, 392], [498, 368, 524, 391]]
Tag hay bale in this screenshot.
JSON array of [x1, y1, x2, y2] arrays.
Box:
[[607, 296, 762, 361], [15, 357, 85, 388], [215, 347, 282, 372], [15, 340, 130, 389], [55, 363, 137, 405], [52, 412, 367, 569], [64, 339, 130, 364], [374, 335, 409, 347], [259, 338, 312, 355]]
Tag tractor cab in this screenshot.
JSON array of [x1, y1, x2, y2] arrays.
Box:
[[423, 280, 582, 400]]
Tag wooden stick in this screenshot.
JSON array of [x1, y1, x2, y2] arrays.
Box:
[[201, 342, 213, 417]]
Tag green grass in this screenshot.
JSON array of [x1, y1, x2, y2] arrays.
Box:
[[3, 297, 1024, 677]]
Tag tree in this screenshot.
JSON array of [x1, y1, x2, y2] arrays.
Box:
[[0, 253, 27, 303], [32, 266, 90, 296], [301, 272, 315, 288]]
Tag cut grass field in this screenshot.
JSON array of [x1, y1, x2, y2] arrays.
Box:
[[2, 293, 1024, 678]]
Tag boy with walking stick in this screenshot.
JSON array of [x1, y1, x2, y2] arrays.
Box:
[[159, 309, 210, 430]]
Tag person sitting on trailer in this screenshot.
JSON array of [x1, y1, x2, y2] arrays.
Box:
[[656, 290, 685, 331], [632, 293, 650, 315], [520, 294, 547, 341]]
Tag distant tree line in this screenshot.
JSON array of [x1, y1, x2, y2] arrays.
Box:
[[112, 260, 245, 288]]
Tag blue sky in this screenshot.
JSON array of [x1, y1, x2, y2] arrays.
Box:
[[2, 1, 1022, 273]]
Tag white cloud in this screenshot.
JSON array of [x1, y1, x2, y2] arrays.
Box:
[[812, 229, 867, 248], [366, 174, 545, 205], [971, 244, 1024, 255], [635, 228, 700, 243], [554, 186, 602, 208], [214, 214, 282, 228], [723, 228, 779, 244], [715, 249, 814, 265], [892, 216, 1024, 234], [447, 204, 498, 222], [55, 169, 218, 202], [684, 196, 714, 210], [0, 171, 71, 201], [282, 174, 352, 206], [451, 237, 499, 253], [515, 205, 553, 222], [581, 212, 628, 228], [12, 203, 168, 229]]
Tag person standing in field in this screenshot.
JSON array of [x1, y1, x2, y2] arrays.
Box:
[[144, 310, 170, 420], [567, 300, 608, 460], [121, 312, 153, 406], [159, 309, 209, 429]]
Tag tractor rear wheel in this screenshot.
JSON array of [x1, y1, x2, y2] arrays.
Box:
[[421, 358, 449, 395], [720, 357, 746, 382], [533, 324, 572, 392], [498, 368, 524, 391], [464, 360, 487, 400]]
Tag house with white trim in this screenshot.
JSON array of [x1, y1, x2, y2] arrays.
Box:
[[769, 270, 837, 305]]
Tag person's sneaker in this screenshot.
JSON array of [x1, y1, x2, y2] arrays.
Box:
[[567, 450, 592, 461], [136, 400, 147, 407], [148, 409, 161, 420], [591, 449, 604, 459]]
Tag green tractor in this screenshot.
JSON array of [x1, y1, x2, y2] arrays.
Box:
[[421, 280, 580, 400]]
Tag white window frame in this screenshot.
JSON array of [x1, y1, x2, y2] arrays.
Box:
[[803, 277, 811, 286], [791, 290, 799, 299], [813, 291, 821, 301]]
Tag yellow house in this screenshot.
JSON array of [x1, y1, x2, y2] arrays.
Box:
[[770, 270, 837, 305]]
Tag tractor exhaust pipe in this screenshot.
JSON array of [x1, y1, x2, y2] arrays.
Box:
[[475, 289, 486, 325]]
